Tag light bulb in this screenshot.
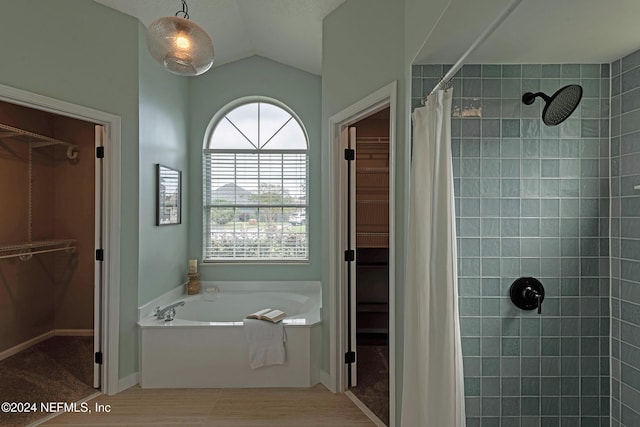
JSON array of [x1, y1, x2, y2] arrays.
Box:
[[176, 35, 190, 49]]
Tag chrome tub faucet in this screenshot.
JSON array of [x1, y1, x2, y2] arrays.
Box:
[[154, 301, 185, 321]]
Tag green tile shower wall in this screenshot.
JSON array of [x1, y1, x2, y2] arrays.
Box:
[[611, 48, 640, 427], [412, 63, 610, 425]]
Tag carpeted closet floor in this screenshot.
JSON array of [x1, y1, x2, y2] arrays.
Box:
[[0, 336, 95, 427], [349, 344, 389, 426]]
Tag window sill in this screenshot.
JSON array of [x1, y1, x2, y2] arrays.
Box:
[[202, 260, 310, 266]]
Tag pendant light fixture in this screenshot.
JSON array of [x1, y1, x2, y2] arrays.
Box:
[[145, 0, 214, 76]]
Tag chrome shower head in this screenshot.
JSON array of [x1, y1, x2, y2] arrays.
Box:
[[522, 84, 583, 126]]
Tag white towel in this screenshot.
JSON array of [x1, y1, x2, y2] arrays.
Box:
[[242, 319, 286, 369]]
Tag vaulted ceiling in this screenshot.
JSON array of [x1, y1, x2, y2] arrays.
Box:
[[95, 0, 640, 76], [94, 0, 346, 75]]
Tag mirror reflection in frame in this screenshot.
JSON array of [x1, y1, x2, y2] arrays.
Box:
[[156, 164, 182, 226]]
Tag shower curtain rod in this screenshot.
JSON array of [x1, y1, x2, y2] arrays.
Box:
[[425, 0, 524, 100]]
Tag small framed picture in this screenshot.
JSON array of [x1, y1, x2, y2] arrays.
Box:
[[156, 164, 181, 225]]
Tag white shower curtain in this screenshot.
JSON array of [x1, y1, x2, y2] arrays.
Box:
[[401, 88, 466, 427]]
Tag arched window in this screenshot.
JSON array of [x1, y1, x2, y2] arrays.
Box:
[[203, 100, 309, 261]]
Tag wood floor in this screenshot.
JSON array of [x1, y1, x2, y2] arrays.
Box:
[[39, 384, 375, 426]]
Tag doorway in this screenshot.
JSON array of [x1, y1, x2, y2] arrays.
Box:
[[347, 109, 390, 425], [327, 81, 397, 427], [0, 97, 107, 425], [0, 83, 121, 396]]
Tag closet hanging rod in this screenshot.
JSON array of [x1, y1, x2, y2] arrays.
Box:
[[357, 200, 389, 204], [0, 239, 75, 251], [0, 123, 79, 159], [355, 137, 389, 142], [424, 0, 524, 100], [0, 245, 77, 261], [0, 239, 76, 261]]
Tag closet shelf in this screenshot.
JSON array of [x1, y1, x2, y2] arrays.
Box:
[[356, 200, 389, 204], [356, 167, 389, 174], [0, 123, 79, 159], [0, 239, 76, 260], [356, 232, 389, 248], [356, 137, 389, 143], [357, 303, 389, 313]]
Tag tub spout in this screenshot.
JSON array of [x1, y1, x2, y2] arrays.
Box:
[[155, 301, 185, 321]]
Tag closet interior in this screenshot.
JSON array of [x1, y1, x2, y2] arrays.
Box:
[[0, 100, 97, 426], [354, 113, 389, 339], [349, 107, 390, 425]]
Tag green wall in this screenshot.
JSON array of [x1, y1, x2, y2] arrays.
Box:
[[0, 0, 140, 379], [187, 56, 322, 282], [0, 0, 440, 403], [322, 1, 406, 423], [0, 2, 322, 384], [137, 24, 190, 305]]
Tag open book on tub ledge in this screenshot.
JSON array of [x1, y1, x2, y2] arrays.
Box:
[[245, 308, 286, 323]]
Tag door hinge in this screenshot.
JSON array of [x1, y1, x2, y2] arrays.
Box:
[[95, 352, 103, 364], [345, 351, 356, 364], [96, 146, 105, 158], [344, 148, 355, 161], [95, 249, 104, 261], [344, 249, 355, 262]]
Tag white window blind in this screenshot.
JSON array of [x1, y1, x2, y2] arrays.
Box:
[[203, 101, 309, 261]]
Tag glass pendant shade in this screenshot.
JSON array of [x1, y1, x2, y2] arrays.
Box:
[[146, 16, 214, 76]]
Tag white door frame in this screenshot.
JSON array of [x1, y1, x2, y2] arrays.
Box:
[[347, 126, 358, 388], [327, 81, 397, 425], [0, 83, 121, 395]]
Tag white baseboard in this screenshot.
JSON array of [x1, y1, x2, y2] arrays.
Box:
[[55, 329, 94, 336], [118, 372, 139, 392], [0, 329, 94, 362], [0, 331, 54, 362], [320, 369, 335, 392]]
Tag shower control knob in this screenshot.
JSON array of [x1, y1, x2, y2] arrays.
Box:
[[510, 277, 545, 315], [523, 286, 543, 314]]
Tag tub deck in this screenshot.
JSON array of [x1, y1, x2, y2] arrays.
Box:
[[138, 281, 322, 388]]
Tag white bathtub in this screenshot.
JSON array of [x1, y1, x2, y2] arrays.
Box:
[[137, 281, 321, 388]]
